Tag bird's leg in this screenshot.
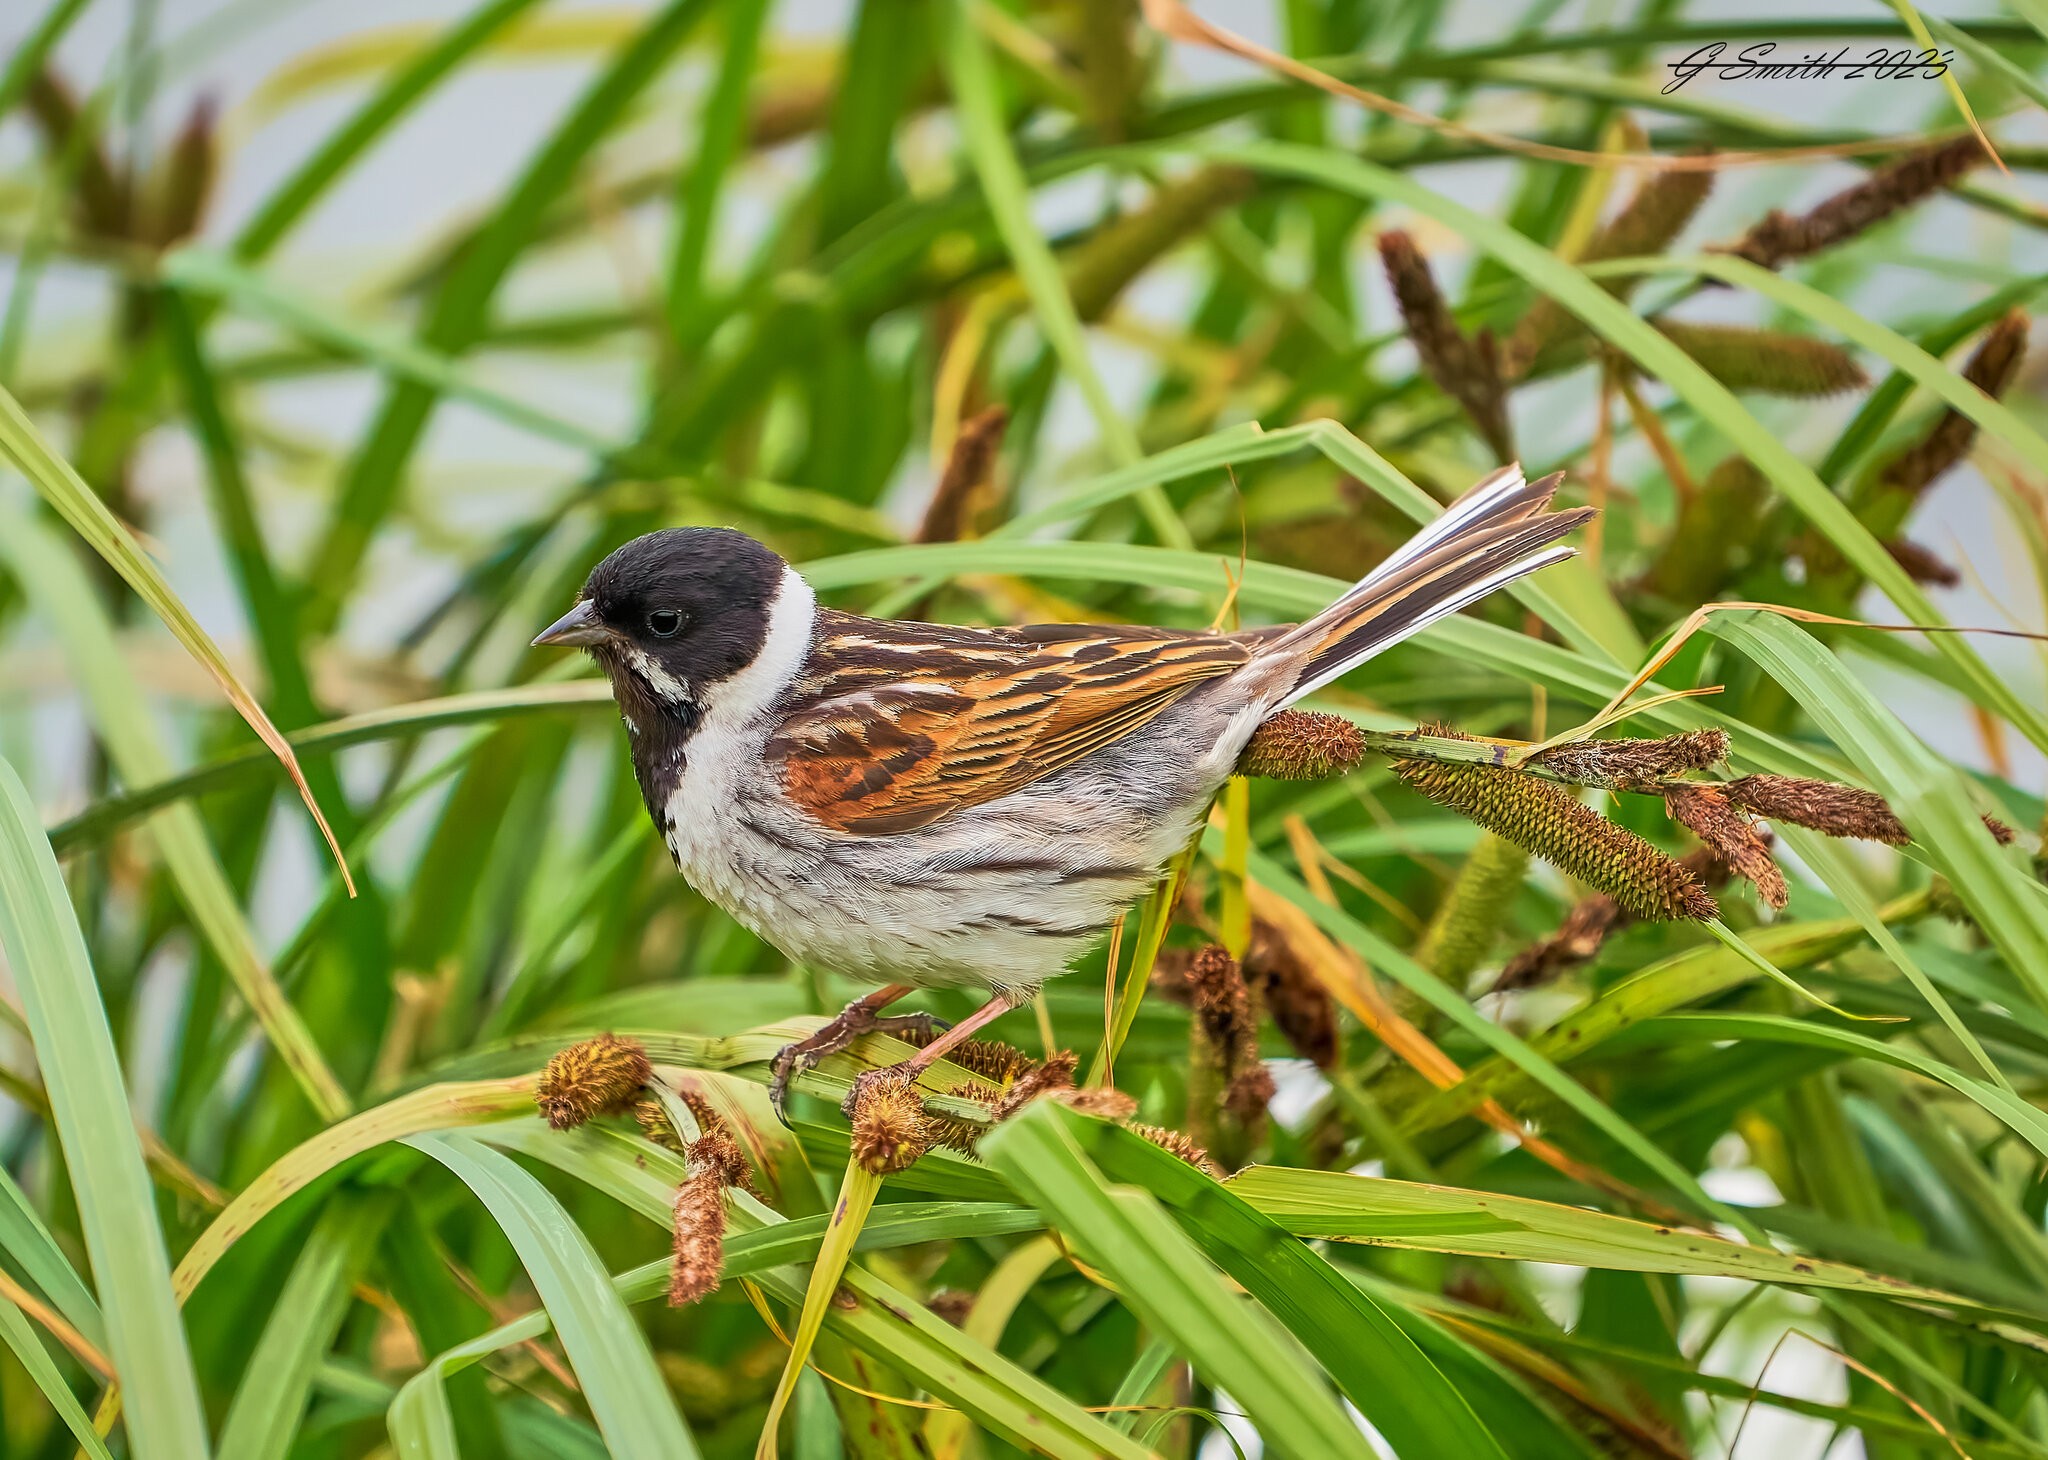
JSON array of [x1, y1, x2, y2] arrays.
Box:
[[839, 991, 1018, 1117], [768, 984, 945, 1123]]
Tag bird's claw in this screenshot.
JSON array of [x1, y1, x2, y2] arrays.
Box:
[[766, 1000, 941, 1125]]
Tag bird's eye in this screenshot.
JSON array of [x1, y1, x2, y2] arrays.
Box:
[[646, 608, 685, 638]]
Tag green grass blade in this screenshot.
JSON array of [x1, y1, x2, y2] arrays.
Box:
[[490, 1122, 1153, 1460], [1174, 136, 2048, 755], [0, 755, 212, 1460], [304, 0, 714, 627], [939, 0, 1189, 549], [1239, 837, 1740, 1227], [980, 1102, 1379, 1460], [1396, 906, 1913, 1135], [49, 682, 609, 851], [665, 0, 769, 342], [1780, 825, 2007, 1089], [0, 515, 350, 1120], [164, 249, 615, 454], [0, 1298, 116, 1460], [0, 0, 94, 121], [231, 0, 545, 262], [217, 1195, 389, 1460], [1708, 611, 2048, 1008], [1631, 1013, 2048, 1161], [1227, 1165, 2001, 1309], [403, 1132, 701, 1459], [0, 1162, 106, 1349], [0, 383, 351, 882], [172, 1080, 533, 1303], [1057, 1108, 1510, 1460]]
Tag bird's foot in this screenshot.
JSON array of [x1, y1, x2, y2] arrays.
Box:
[[767, 1000, 945, 1124]]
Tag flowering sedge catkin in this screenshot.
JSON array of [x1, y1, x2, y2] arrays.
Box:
[[1377, 229, 1513, 462], [669, 1171, 726, 1306], [1416, 832, 1529, 985], [1530, 728, 1729, 791], [1236, 709, 1366, 780], [1130, 1123, 1221, 1176], [1394, 742, 1715, 921], [1662, 783, 1789, 910], [1651, 321, 1867, 398], [897, 1024, 1034, 1085], [1640, 456, 1770, 606], [849, 1073, 930, 1175], [1720, 774, 1909, 844], [1047, 1085, 1140, 1120], [1728, 135, 1986, 270], [1503, 166, 1714, 377], [993, 1051, 1080, 1120], [1497, 847, 1731, 991], [536, 1033, 652, 1130]]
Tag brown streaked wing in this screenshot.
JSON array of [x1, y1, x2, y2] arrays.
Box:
[[769, 619, 1253, 834]]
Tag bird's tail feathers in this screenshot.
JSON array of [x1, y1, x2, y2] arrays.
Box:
[[1265, 466, 1592, 708]]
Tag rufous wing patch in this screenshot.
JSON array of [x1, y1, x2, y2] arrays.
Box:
[[768, 624, 1250, 834]]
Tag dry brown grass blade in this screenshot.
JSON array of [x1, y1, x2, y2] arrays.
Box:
[[1582, 600, 2048, 737], [0, 1267, 114, 1381], [1139, 0, 1976, 172]]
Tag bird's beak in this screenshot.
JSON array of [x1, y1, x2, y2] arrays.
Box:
[[532, 600, 608, 648]]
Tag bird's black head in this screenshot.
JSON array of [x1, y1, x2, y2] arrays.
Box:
[[532, 527, 792, 737]]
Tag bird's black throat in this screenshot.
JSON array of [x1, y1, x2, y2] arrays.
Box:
[[595, 647, 704, 838]]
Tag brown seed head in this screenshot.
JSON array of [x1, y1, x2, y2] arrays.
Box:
[[1728, 136, 1985, 270], [1130, 1123, 1221, 1176], [1394, 754, 1716, 921], [1721, 774, 1910, 845], [1242, 918, 1339, 1069], [668, 1171, 726, 1306], [1531, 729, 1729, 790], [1882, 310, 2028, 495], [1186, 945, 1255, 1049], [917, 405, 1010, 544], [1378, 229, 1514, 461], [849, 1073, 930, 1175], [1884, 537, 1961, 588], [1504, 165, 1713, 377], [537, 1034, 652, 1130], [994, 1051, 1081, 1120], [1224, 1065, 1278, 1123], [1047, 1085, 1141, 1120], [1237, 709, 1368, 781], [1663, 784, 1788, 909]]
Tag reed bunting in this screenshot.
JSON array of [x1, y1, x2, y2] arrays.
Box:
[[534, 464, 1590, 1117]]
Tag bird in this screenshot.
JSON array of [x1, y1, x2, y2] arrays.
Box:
[[532, 463, 1591, 1120]]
